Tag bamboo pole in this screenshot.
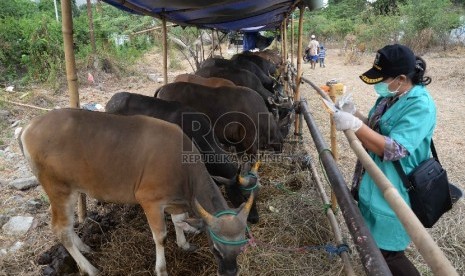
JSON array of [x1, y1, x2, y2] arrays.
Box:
[[216, 30, 223, 57], [61, 0, 86, 223], [211, 29, 215, 56], [1, 99, 52, 111], [307, 159, 355, 276], [294, 6, 304, 137], [291, 13, 295, 66], [282, 19, 289, 98], [132, 24, 176, 36], [344, 130, 458, 276], [162, 16, 168, 85], [328, 87, 338, 212], [283, 17, 287, 63]]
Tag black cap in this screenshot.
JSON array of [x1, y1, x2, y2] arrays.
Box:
[[360, 44, 416, 84]]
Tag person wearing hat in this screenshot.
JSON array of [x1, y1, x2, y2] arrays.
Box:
[[333, 44, 435, 276], [307, 34, 319, 69]]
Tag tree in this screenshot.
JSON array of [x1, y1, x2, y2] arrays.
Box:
[[399, 0, 462, 50], [370, 0, 407, 15]]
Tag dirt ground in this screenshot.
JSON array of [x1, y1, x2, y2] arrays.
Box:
[[0, 45, 464, 275]]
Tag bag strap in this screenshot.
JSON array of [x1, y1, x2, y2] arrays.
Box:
[[393, 160, 414, 191], [393, 139, 439, 191], [430, 140, 440, 164]]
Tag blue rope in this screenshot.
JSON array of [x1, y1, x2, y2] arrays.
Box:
[[301, 244, 350, 258]]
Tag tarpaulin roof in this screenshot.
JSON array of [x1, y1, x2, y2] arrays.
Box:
[[102, 0, 323, 32]]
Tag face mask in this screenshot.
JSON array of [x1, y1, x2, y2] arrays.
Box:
[[374, 77, 401, 97]]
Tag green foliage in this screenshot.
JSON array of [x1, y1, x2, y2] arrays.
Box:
[[303, 0, 464, 52], [0, 0, 158, 87], [399, 0, 462, 50], [0, 0, 38, 18]]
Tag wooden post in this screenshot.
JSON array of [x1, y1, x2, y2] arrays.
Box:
[[294, 6, 304, 137], [308, 153, 356, 275], [216, 29, 223, 57], [291, 13, 295, 66], [282, 19, 289, 97], [61, 0, 85, 223], [328, 85, 338, 212], [162, 16, 168, 84], [211, 29, 215, 56]]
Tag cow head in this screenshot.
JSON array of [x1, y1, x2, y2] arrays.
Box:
[[192, 192, 254, 276], [214, 163, 261, 224], [277, 104, 295, 139]]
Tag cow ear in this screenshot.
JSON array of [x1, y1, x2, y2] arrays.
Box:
[[212, 175, 235, 186], [184, 218, 205, 230]]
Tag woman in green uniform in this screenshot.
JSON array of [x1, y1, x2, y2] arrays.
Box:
[[333, 44, 434, 276]]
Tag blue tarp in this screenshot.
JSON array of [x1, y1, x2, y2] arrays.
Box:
[[102, 0, 322, 32]]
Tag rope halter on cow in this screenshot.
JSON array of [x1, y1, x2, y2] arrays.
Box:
[[209, 210, 250, 246], [240, 173, 260, 191], [239, 161, 261, 192]]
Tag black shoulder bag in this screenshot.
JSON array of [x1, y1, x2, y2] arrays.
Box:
[[393, 140, 453, 228]]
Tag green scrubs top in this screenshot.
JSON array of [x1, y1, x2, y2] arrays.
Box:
[[358, 85, 436, 251]]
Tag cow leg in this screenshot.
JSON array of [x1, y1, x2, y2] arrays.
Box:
[[71, 231, 92, 253], [139, 202, 168, 276], [48, 189, 99, 276], [171, 213, 198, 251]]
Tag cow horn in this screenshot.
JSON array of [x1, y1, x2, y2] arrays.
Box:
[[244, 191, 255, 213], [194, 199, 216, 226], [251, 161, 261, 175]]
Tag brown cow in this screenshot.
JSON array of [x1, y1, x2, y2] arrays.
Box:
[[174, 73, 236, 88], [19, 108, 253, 276]]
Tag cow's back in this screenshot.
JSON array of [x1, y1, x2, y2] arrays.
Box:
[[20, 108, 193, 203], [173, 74, 236, 88], [194, 66, 274, 105], [200, 58, 273, 91], [156, 82, 267, 118]]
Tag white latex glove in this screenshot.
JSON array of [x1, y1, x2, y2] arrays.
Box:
[[336, 93, 356, 115], [333, 110, 363, 132]]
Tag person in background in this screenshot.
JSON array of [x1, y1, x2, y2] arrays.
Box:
[[333, 44, 434, 276], [318, 45, 326, 68], [307, 34, 319, 69]]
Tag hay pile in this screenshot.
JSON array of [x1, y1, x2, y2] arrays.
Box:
[[94, 145, 362, 275], [87, 146, 361, 276], [0, 140, 362, 276]]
